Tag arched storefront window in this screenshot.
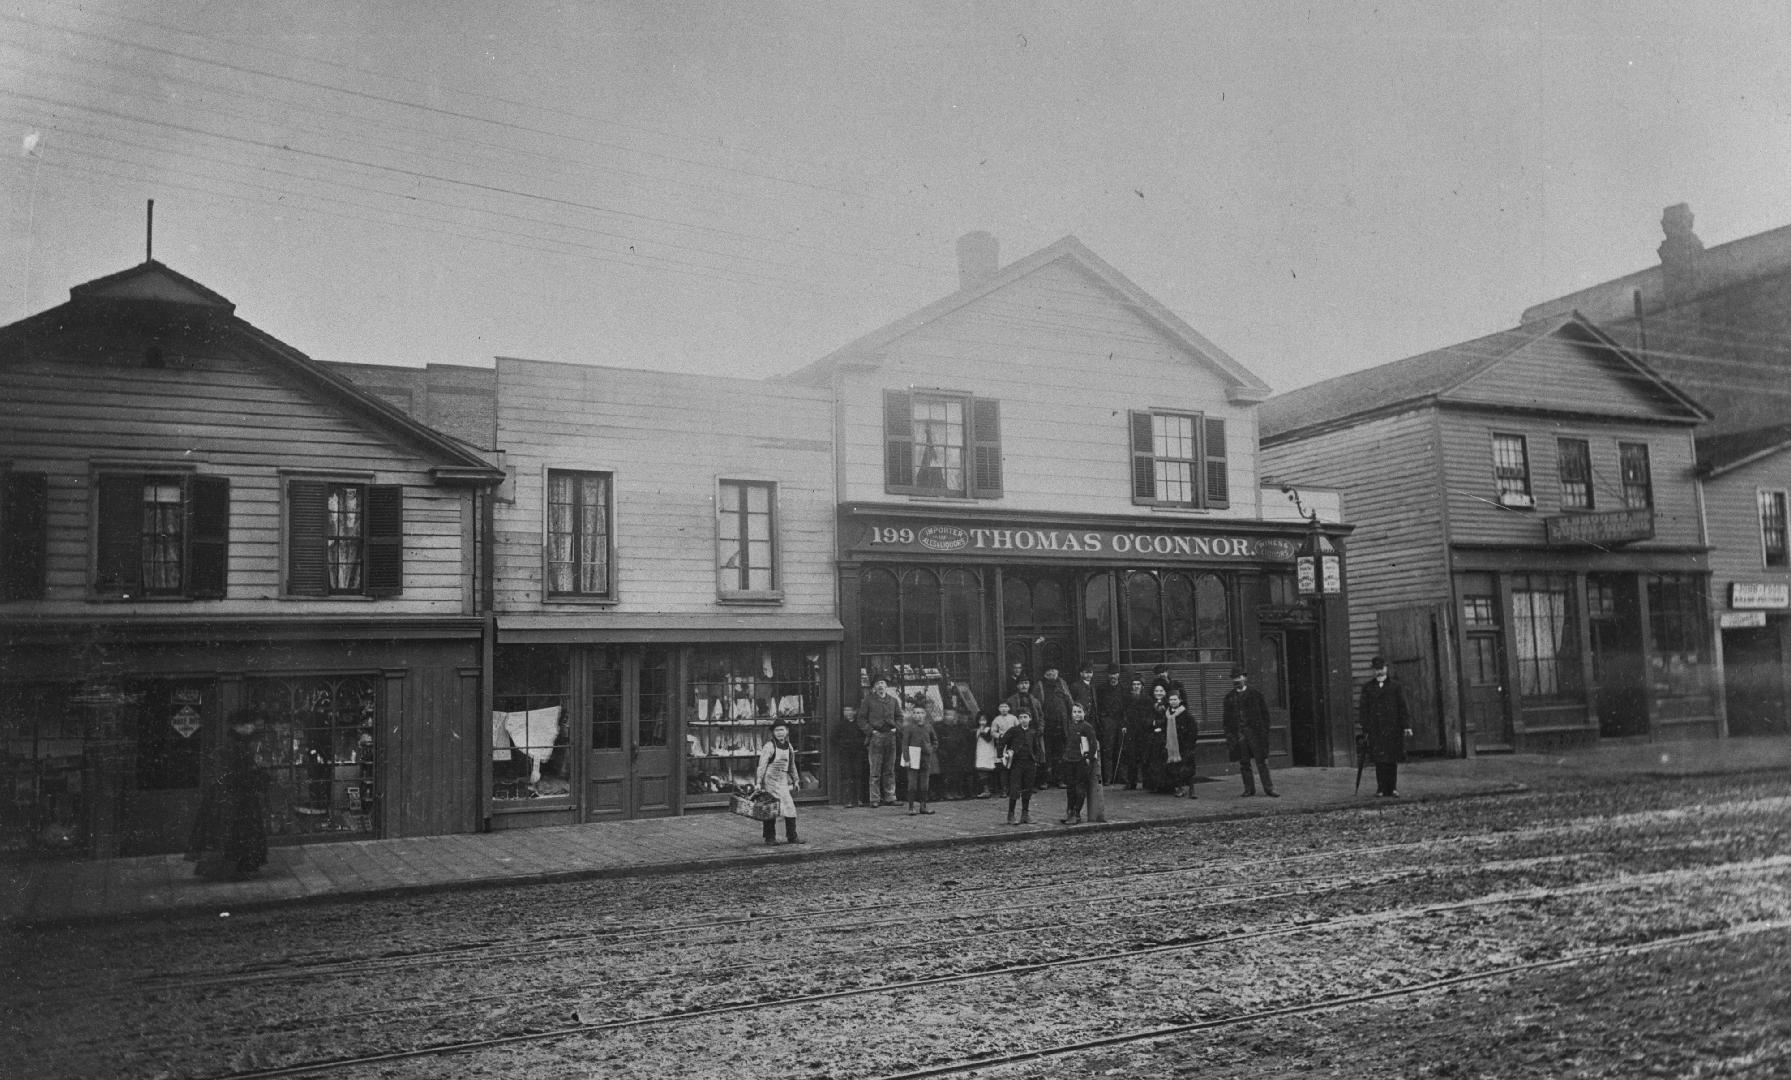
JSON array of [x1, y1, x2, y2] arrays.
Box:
[[1196, 573, 1230, 661], [1119, 570, 1236, 668], [900, 568, 942, 648], [1082, 574, 1114, 668], [860, 568, 900, 649], [1124, 572, 1163, 655], [857, 565, 993, 720]]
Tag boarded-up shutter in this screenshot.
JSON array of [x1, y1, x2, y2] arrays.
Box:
[[1129, 411, 1156, 502], [971, 397, 1002, 498], [287, 480, 329, 596], [884, 390, 913, 491], [187, 475, 230, 599], [0, 472, 48, 600], [365, 484, 405, 598], [95, 473, 142, 596], [1203, 417, 1229, 508]]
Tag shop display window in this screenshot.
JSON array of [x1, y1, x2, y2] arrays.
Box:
[[1115, 569, 1235, 666], [1647, 575, 1711, 698], [493, 644, 573, 801], [245, 675, 378, 838], [0, 682, 87, 854], [686, 646, 822, 799]]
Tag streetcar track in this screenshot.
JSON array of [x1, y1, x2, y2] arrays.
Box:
[[866, 918, 1791, 1080], [188, 856, 1791, 1079], [102, 794, 1786, 996]]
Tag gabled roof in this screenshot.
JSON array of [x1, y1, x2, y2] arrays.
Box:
[[0, 261, 503, 483], [1697, 420, 1791, 478], [68, 259, 237, 310], [777, 235, 1272, 401], [1260, 312, 1710, 441]]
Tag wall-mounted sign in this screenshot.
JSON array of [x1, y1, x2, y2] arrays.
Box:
[[171, 706, 202, 739], [1730, 582, 1790, 610], [1544, 508, 1655, 547], [1296, 553, 1345, 596], [1719, 611, 1768, 629], [845, 515, 1303, 564]]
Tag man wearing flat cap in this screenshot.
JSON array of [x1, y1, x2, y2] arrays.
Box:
[[1357, 655, 1413, 797], [1222, 668, 1277, 797]]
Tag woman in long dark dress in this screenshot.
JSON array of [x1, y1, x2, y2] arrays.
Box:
[[188, 712, 269, 880]]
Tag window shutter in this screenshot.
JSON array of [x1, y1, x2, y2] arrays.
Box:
[[1129, 411, 1156, 502], [187, 476, 230, 599], [365, 484, 405, 598], [1, 472, 49, 600], [95, 473, 143, 596], [287, 480, 329, 596], [883, 390, 913, 491], [1203, 417, 1229, 508], [971, 397, 1003, 498]]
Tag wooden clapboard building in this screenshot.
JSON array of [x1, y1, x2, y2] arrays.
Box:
[[1261, 313, 1716, 756], [0, 261, 502, 858], [780, 234, 1356, 781], [478, 356, 842, 827]]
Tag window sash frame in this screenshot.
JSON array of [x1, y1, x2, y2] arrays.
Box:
[[1761, 488, 1789, 569], [1492, 433, 1532, 499], [716, 478, 781, 599], [544, 468, 614, 600], [1619, 442, 1653, 509], [1130, 409, 1228, 509], [1557, 437, 1593, 511]]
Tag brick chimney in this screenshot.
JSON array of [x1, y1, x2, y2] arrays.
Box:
[[1658, 203, 1705, 302], [957, 231, 999, 289]]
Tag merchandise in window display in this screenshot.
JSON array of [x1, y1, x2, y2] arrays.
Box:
[[686, 648, 822, 798]]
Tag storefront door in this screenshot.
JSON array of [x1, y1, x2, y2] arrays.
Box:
[[1588, 574, 1647, 737], [1724, 624, 1787, 736], [1002, 570, 1075, 681], [1464, 630, 1511, 751], [586, 646, 676, 820]]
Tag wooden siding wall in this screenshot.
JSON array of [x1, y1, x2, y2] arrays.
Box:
[[1449, 335, 1675, 417], [1261, 409, 1450, 676], [1436, 410, 1704, 548], [491, 358, 837, 615], [837, 261, 1261, 518], [1, 350, 475, 617], [1705, 462, 1791, 597]]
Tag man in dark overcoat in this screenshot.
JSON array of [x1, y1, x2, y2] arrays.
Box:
[[1222, 668, 1277, 797], [1093, 664, 1129, 783], [1037, 665, 1076, 789], [1357, 655, 1413, 797]]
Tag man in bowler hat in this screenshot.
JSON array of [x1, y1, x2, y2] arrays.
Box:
[[1222, 667, 1277, 797], [1357, 655, 1413, 797]]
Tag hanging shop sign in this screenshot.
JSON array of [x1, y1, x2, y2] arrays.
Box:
[[1543, 507, 1655, 547], [171, 706, 202, 739], [845, 516, 1301, 564], [1730, 582, 1790, 610], [1719, 611, 1768, 629]]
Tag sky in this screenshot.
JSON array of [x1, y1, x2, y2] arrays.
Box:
[[4, 0, 1791, 395]]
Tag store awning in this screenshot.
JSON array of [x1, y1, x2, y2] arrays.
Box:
[[496, 613, 844, 644]]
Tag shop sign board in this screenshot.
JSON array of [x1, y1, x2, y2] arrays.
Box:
[[846, 516, 1301, 564], [171, 706, 202, 739], [1296, 553, 1345, 596], [1719, 611, 1768, 629], [1730, 582, 1790, 610], [1544, 508, 1655, 547]]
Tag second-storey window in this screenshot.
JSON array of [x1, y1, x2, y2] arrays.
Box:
[[883, 390, 1002, 498], [546, 469, 612, 598], [1620, 442, 1652, 509], [288, 480, 403, 597], [717, 479, 778, 596], [1762, 489, 1789, 568], [94, 471, 230, 600], [1557, 438, 1593, 510], [1129, 410, 1228, 509], [0, 471, 49, 600], [1492, 434, 1532, 505]]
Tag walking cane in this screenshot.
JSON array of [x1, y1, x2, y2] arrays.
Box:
[[1354, 731, 1368, 794], [1110, 729, 1126, 787]]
